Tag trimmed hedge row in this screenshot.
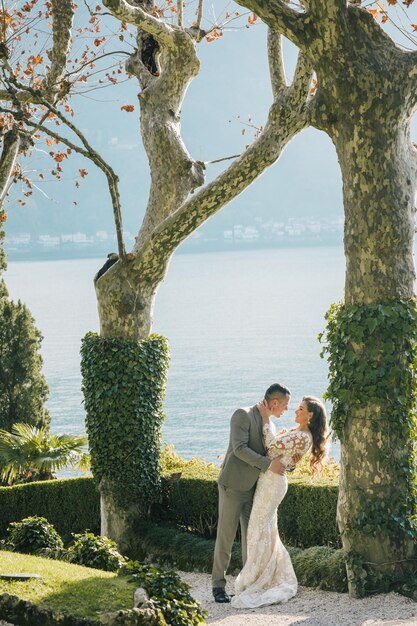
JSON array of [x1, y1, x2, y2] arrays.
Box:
[[0, 471, 340, 548], [0, 477, 100, 540], [162, 466, 340, 548]]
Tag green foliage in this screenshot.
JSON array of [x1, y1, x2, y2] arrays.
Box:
[[319, 300, 417, 442], [128, 521, 347, 594], [6, 515, 63, 556], [81, 332, 170, 514], [290, 546, 347, 592], [121, 561, 207, 626], [130, 521, 239, 573], [160, 446, 220, 537], [320, 300, 417, 591], [280, 478, 340, 547], [161, 452, 340, 547], [290, 453, 340, 480], [0, 550, 141, 622], [0, 422, 89, 485], [0, 477, 100, 540], [66, 532, 125, 572], [345, 550, 417, 599], [0, 213, 6, 299], [0, 296, 50, 434]]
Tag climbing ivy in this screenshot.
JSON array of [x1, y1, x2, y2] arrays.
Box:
[[81, 332, 170, 515], [319, 300, 417, 595], [319, 300, 417, 442]]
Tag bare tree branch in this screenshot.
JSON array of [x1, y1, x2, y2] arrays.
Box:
[[134, 51, 314, 282], [196, 0, 204, 29], [103, 0, 175, 45], [268, 28, 286, 98], [2, 72, 127, 260], [233, 0, 311, 48], [24, 115, 126, 259], [178, 0, 184, 28]]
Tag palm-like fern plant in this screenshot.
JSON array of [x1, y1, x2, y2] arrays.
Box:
[[0, 422, 89, 484]]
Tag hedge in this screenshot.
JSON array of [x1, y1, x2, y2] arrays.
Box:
[[0, 477, 99, 540], [161, 466, 340, 548], [0, 471, 340, 548]]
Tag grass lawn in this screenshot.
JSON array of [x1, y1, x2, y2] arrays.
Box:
[[0, 551, 137, 619]]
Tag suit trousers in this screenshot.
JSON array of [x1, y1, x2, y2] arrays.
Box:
[[212, 483, 256, 589]]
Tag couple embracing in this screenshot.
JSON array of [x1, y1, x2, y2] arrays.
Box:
[[212, 383, 328, 609]]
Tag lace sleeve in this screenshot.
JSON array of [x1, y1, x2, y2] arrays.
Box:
[[265, 429, 312, 462], [262, 423, 277, 451]]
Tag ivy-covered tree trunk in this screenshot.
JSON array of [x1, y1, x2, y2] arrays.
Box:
[[88, 0, 313, 551], [329, 115, 417, 595], [320, 32, 417, 598]]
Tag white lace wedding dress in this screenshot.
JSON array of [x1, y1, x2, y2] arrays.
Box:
[[231, 424, 312, 609]]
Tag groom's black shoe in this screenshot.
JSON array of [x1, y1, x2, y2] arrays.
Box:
[[213, 587, 231, 603]]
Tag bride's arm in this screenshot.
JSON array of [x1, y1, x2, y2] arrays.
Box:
[[267, 430, 311, 461], [257, 400, 277, 450]]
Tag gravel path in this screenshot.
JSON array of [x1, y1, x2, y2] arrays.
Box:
[[1, 577, 416, 626], [179, 572, 417, 626]]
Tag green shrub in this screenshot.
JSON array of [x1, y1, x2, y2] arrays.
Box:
[[128, 521, 348, 593], [291, 545, 347, 592], [130, 521, 242, 573], [121, 561, 207, 626], [0, 294, 50, 434], [0, 477, 99, 540], [66, 532, 125, 572], [280, 477, 340, 547], [161, 455, 340, 547], [161, 452, 219, 538], [0, 460, 339, 549], [6, 516, 63, 556]]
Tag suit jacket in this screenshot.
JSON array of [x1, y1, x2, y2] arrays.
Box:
[[218, 405, 272, 491]]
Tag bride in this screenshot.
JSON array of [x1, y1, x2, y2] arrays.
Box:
[[231, 396, 328, 609]]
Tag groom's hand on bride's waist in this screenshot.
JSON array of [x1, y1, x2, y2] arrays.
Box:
[[269, 457, 286, 475]]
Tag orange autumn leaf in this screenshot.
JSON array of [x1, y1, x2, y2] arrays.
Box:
[[0, 211, 7, 222], [206, 29, 223, 42], [46, 138, 53, 146], [54, 152, 67, 163], [79, 169, 88, 178], [0, 11, 13, 26], [248, 13, 257, 25], [367, 8, 381, 19], [412, 23, 417, 31], [121, 104, 135, 112]]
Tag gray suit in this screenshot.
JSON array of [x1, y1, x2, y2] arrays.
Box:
[[212, 405, 272, 589]]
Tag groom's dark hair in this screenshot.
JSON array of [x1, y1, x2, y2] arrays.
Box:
[[265, 383, 291, 399]]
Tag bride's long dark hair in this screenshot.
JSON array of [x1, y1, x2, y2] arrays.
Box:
[[303, 396, 329, 474]]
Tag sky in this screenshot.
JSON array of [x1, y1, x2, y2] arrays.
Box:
[[5, 0, 417, 240]]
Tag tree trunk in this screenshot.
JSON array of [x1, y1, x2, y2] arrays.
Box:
[[95, 263, 156, 341], [332, 113, 417, 596]]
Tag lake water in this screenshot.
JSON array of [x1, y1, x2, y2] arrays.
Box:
[[6, 245, 346, 467]]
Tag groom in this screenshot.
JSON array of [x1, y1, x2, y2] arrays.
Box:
[[212, 383, 291, 603]]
